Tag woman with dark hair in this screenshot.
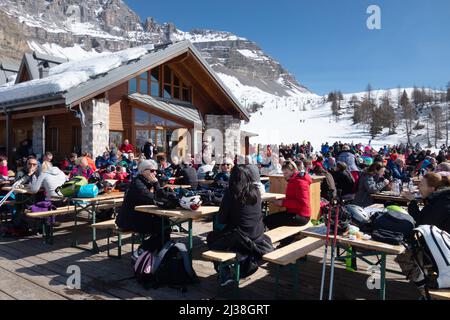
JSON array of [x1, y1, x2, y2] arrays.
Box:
[[353, 162, 390, 207], [207, 165, 273, 286]]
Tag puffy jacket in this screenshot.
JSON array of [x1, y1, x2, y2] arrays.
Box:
[[95, 156, 114, 169], [337, 151, 359, 172], [116, 175, 162, 233], [353, 172, 389, 207], [0, 165, 8, 178], [408, 187, 450, 233], [387, 159, 409, 182], [70, 166, 94, 180], [332, 169, 355, 196], [30, 167, 68, 200], [282, 171, 312, 218]]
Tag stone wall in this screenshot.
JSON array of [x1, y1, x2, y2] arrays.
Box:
[[32, 116, 44, 157], [205, 114, 241, 163], [81, 99, 110, 157]]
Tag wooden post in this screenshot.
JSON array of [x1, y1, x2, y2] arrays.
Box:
[[5, 112, 12, 163]]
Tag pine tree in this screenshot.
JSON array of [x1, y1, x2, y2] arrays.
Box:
[[380, 93, 396, 134], [401, 90, 414, 145], [331, 100, 339, 120], [327, 92, 337, 102], [370, 106, 383, 138], [366, 83, 373, 102]]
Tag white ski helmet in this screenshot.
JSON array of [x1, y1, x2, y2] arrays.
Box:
[[179, 195, 202, 211], [345, 204, 373, 227]]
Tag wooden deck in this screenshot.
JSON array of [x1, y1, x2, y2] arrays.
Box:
[[0, 213, 419, 300]]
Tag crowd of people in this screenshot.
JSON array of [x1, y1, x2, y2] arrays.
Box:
[[1, 138, 450, 295]]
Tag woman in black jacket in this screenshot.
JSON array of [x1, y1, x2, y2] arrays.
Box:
[[207, 165, 274, 286], [115, 160, 170, 245], [332, 162, 355, 198], [405, 172, 450, 232]]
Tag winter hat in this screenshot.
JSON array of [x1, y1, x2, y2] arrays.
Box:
[[138, 160, 158, 174], [390, 153, 399, 161], [364, 146, 372, 153]]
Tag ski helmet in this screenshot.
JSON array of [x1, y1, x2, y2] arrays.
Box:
[[345, 204, 372, 228], [179, 195, 202, 211]]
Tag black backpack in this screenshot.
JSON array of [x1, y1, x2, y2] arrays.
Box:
[[154, 187, 179, 209], [371, 209, 415, 244], [134, 241, 199, 291]]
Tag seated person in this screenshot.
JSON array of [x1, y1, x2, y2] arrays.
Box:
[[312, 165, 337, 200], [15, 156, 40, 185], [0, 155, 9, 180], [30, 161, 67, 201], [60, 153, 78, 174], [331, 162, 355, 198], [353, 162, 390, 207], [82, 152, 97, 171], [214, 159, 234, 187], [115, 165, 130, 184], [70, 157, 94, 180], [115, 160, 169, 244], [95, 151, 114, 169], [207, 165, 274, 285], [101, 165, 117, 180], [395, 172, 450, 298], [264, 160, 312, 230], [175, 158, 198, 189]]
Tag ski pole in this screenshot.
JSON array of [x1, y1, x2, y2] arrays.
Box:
[[319, 200, 332, 300], [328, 204, 340, 300]]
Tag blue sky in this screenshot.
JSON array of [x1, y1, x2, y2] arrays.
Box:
[[125, 0, 450, 95]]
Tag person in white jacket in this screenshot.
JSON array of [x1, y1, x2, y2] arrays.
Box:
[[30, 161, 67, 201]]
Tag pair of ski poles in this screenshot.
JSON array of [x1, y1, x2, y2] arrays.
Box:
[[319, 198, 340, 300]]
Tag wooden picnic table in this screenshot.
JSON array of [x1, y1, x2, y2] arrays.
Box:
[[70, 192, 125, 253], [135, 205, 220, 258], [1, 186, 34, 194], [299, 225, 405, 300], [371, 191, 421, 204], [165, 184, 192, 189], [198, 179, 215, 185], [260, 176, 270, 182]]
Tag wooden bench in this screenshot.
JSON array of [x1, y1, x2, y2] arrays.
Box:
[[202, 222, 322, 296], [429, 289, 450, 300], [90, 219, 135, 258]]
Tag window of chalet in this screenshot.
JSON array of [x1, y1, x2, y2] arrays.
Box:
[[133, 107, 186, 154], [128, 66, 192, 103], [72, 127, 81, 155]]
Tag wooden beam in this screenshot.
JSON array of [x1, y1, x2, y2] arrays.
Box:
[[6, 113, 12, 162], [9, 108, 68, 120]]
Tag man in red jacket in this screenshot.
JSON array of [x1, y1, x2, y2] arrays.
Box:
[[264, 160, 312, 230], [119, 139, 134, 154]]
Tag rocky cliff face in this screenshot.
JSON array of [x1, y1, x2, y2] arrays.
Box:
[[0, 0, 311, 98]]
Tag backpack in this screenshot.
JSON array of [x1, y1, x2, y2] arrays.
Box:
[[29, 201, 56, 213], [371, 209, 415, 244], [55, 176, 88, 197], [77, 184, 99, 198], [134, 241, 198, 291], [154, 187, 179, 209], [413, 225, 450, 289]]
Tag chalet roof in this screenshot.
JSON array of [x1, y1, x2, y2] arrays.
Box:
[[0, 61, 20, 86], [0, 41, 249, 121], [15, 51, 68, 83]]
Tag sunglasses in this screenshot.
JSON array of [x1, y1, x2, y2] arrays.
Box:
[[145, 169, 157, 173], [28, 163, 38, 166], [222, 164, 232, 167]]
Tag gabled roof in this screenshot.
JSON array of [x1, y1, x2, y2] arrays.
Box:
[[0, 41, 249, 121], [15, 51, 68, 84], [0, 61, 20, 86]]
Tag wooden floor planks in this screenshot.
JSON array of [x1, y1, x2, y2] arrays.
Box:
[[0, 215, 419, 300]]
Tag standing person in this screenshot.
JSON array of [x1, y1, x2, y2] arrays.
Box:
[[264, 161, 312, 230], [115, 160, 169, 245], [141, 139, 154, 160], [353, 162, 390, 207], [119, 139, 134, 154], [207, 165, 274, 285], [30, 161, 67, 201]]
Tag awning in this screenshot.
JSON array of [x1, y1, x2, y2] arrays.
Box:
[[128, 93, 203, 127]]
